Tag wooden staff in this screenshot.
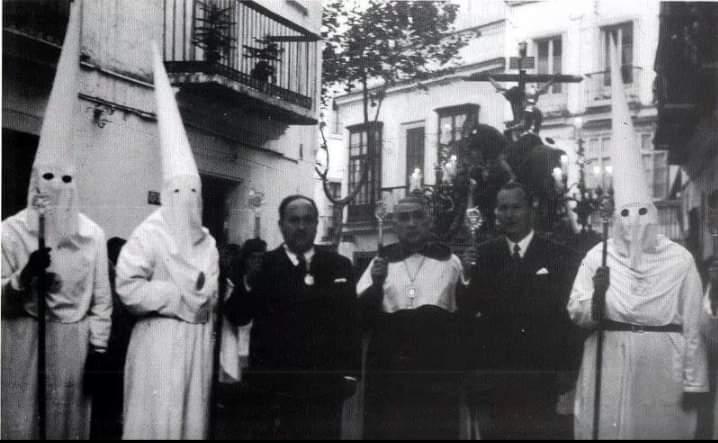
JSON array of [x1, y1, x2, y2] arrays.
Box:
[[209, 265, 224, 441], [592, 193, 613, 440], [375, 200, 387, 256], [465, 179, 482, 266], [31, 194, 49, 440]]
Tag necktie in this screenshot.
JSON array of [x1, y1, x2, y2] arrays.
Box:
[[297, 253, 315, 286], [297, 252, 307, 272], [509, 244, 522, 293], [512, 244, 521, 262]]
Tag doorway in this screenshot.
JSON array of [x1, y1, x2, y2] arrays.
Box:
[[2, 128, 39, 219], [201, 174, 239, 246]]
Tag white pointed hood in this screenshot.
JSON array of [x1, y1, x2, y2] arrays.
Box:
[[608, 35, 658, 269], [609, 37, 650, 208], [152, 43, 200, 182], [27, 0, 82, 244], [152, 42, 205, 254]]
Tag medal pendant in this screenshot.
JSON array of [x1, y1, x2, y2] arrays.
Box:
[[304, 274, 315, 286]]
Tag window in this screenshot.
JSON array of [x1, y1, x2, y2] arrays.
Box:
[[347, 122, 382, 221], [535, 36, 562, 93], [587, 156, 613, 190], [602, 22, 634, 84], [643, 151, 669, 200], [587, 138, 600, 157], [328, 181, 341, 200], [585, 137, 611, 189], [405, 127, 425, 188], [436, 104, 480, 159]]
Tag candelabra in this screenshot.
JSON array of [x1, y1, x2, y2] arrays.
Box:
[[562, 118, 614, 233], [403, 152, 474, 242]]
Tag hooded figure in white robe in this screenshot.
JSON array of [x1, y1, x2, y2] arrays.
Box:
[[116, 43, 219, 440], [567, 36, 708, 439], [1, 2, 112, 438]]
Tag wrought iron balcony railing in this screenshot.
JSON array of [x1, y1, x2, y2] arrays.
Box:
[[163, 0, 319, 110]]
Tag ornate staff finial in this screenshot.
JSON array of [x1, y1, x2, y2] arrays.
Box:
[[31, 192, 52, 215], [375, 198, 388, 254], [598, 187, 614, 223], [247, 188, 265, 239]]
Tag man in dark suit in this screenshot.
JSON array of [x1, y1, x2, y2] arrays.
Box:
[[225, 195, 360, 440], [460, 182, 582, 440]]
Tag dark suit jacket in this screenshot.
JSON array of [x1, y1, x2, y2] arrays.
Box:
[[459, 234, 582, 374], [225, 245, 361, 398]]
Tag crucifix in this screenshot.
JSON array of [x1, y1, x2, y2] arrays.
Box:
[[463, 41, 583, 137]]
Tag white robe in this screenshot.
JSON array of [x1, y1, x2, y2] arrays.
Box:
[[568, 236, 708, 439], [116, 209, 218, 440], [1, 210, 112, 440]]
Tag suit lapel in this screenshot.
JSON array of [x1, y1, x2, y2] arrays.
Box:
[[273, 245, 294, 270], [522, 235, 549, 275]]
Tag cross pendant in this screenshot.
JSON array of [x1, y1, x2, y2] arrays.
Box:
[[407, 286, 416, 307]]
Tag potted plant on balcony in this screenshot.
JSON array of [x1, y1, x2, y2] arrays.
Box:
[[192, 0, 234, 65], [244, 37, 284, 86]]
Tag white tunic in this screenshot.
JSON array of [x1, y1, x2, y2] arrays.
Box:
[[357, 253, 463, 313], [116, 209, 218, 440], [568, 236, 708, 439], [1, 209, 111, 439]]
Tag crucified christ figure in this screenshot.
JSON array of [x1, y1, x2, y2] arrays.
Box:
[[488, 75, 557, 134]]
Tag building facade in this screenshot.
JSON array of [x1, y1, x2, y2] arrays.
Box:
[[3, 0, 322, 249], [653, 1, 718, 266], [324, 0, 682, 268], [324, 0, 507, 265], [506, 0, 680, 237]]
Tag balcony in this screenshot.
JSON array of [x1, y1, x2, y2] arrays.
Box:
[[584, 65, 642, 109], [3, 0, 71, 67], [163, 0, 319, 125]]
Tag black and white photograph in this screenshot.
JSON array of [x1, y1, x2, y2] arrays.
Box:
[[2, 0, 717, 439]]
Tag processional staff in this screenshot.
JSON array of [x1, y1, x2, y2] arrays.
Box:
[[31, 193, 51, 441], [591, 191, 614, 440]]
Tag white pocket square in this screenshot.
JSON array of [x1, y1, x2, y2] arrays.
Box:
[[536, 268, 550, 275], [334, 278, 348, 283]]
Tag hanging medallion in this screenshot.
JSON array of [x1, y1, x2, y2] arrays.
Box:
[[304, 274, 315, 286]]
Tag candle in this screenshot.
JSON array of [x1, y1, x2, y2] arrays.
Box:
[[444, 155, 458, 183], [409, 168, 422, 192]]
